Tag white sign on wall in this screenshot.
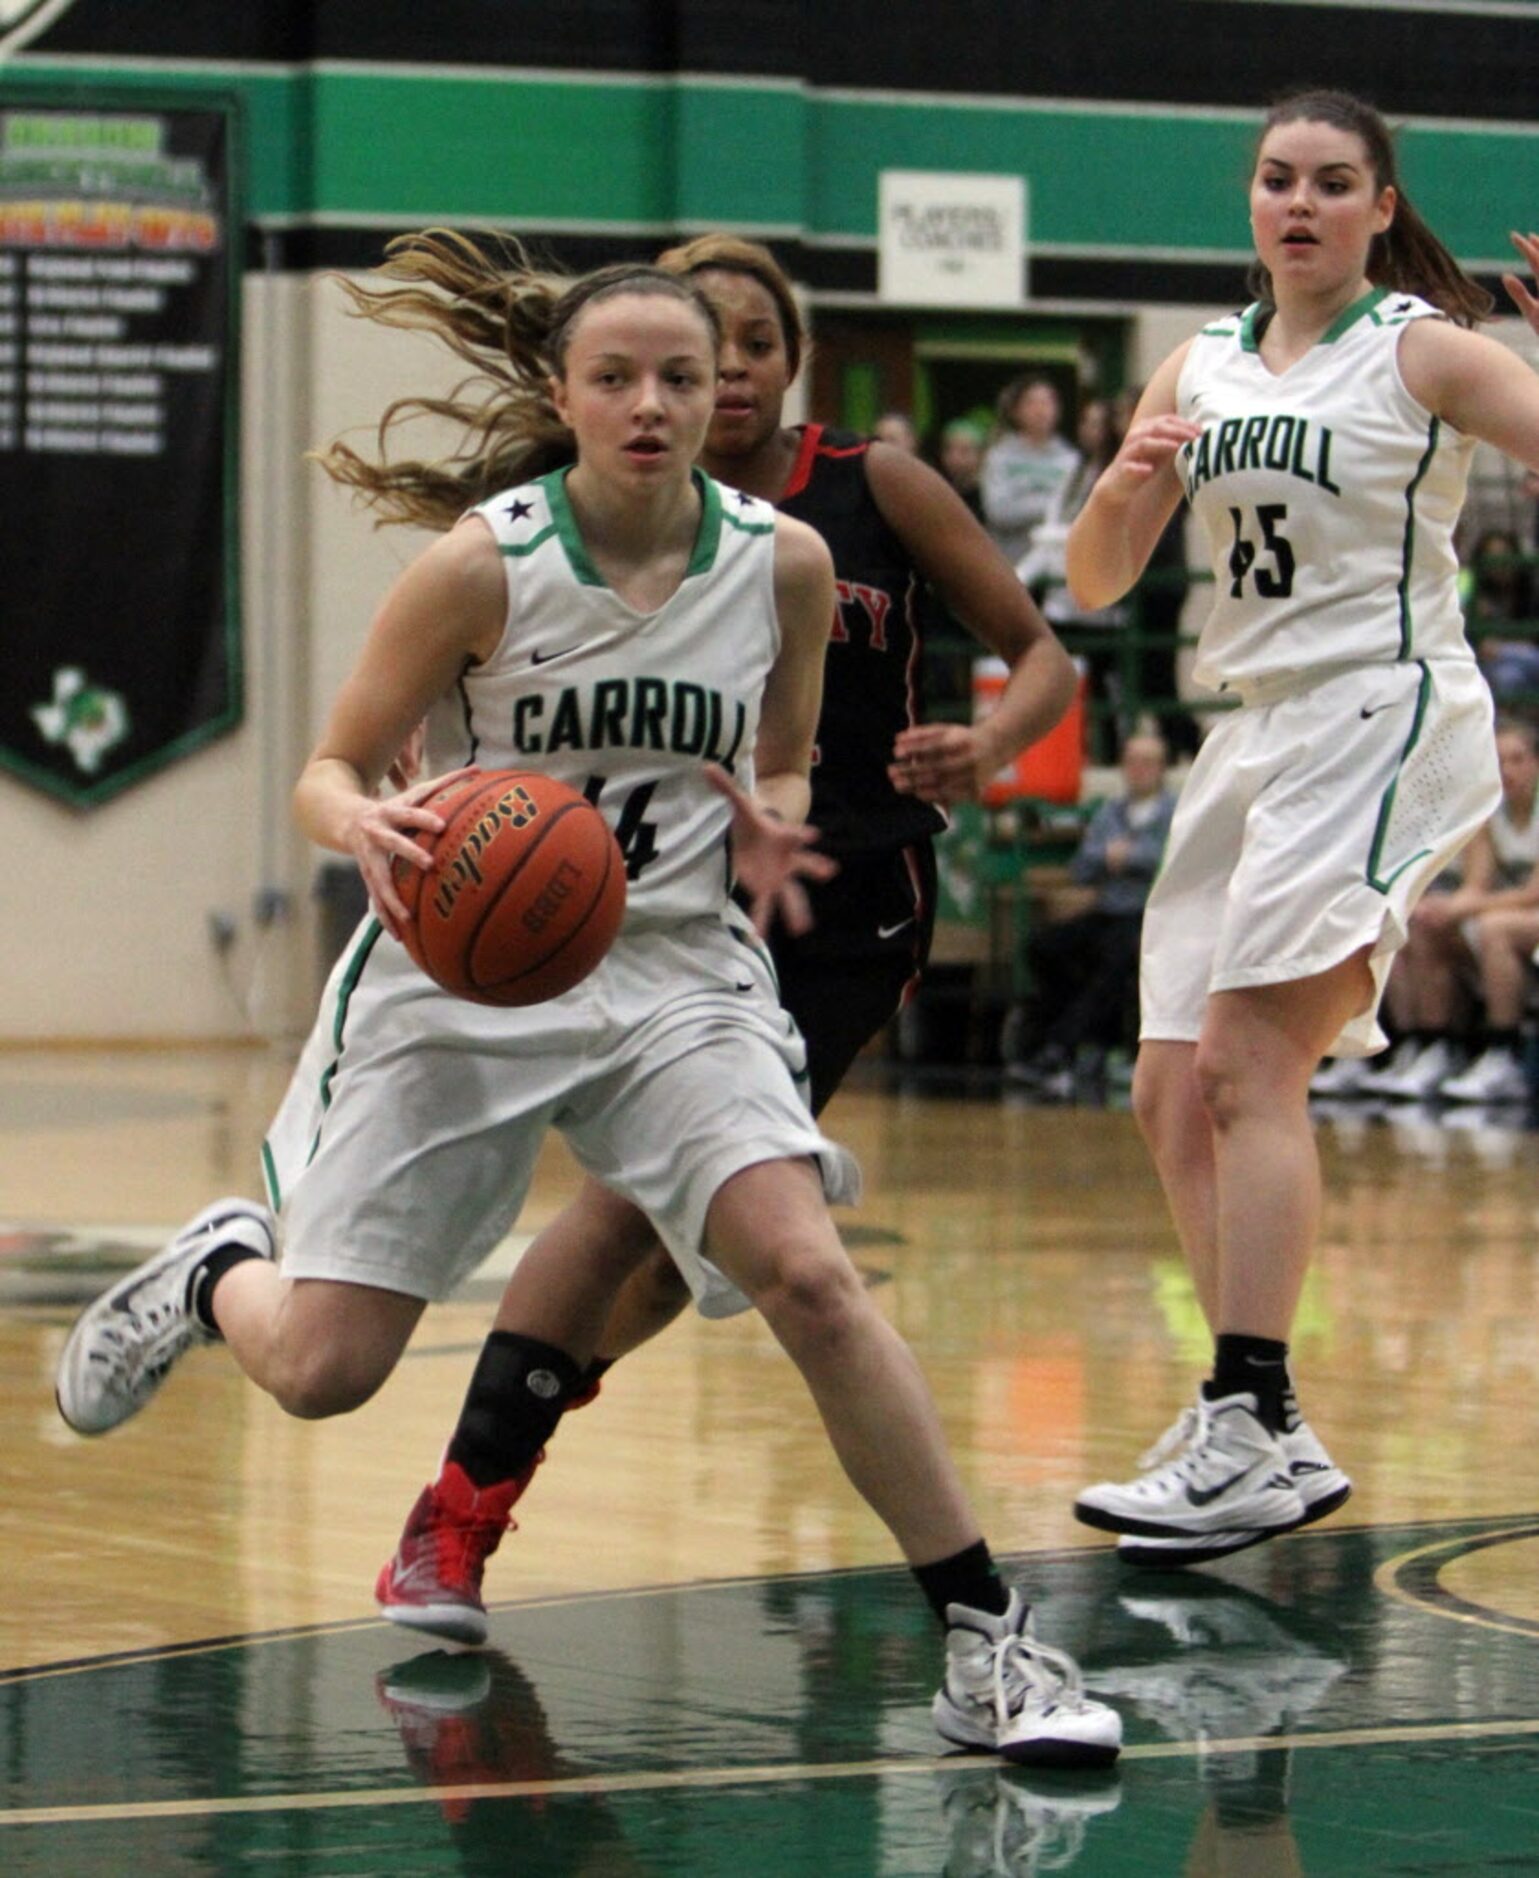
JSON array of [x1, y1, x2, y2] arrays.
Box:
[[878, 170, 1026, 308]]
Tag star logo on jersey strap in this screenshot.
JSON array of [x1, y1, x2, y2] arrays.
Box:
[[504, 498, 535, 522], [733, 490, 756, 507]]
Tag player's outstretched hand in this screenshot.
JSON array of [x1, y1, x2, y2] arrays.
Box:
[[348, 766, 479, 938], [704, 764, 837, 937], [1097, 414, 1204, 504], [890, 721, 996, 805], [1504, 231, 1539, 335]]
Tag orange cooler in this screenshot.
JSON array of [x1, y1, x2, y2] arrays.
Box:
[[973, 656, 1087, 806]]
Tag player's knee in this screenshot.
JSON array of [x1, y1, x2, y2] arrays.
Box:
[[751, 1246, 865, 1354], [635, 1243, 689, 1313], [267, 1340, 394, 1420], [1192, 1036, 1258, 1128], [1132, 1049, 1198, 1156]]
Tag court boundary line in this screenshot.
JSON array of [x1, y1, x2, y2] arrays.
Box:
[[1375, 1521, 1539, 1638], [7, 1716, 1539, 1831], [8, 1511, 1538, 1687]]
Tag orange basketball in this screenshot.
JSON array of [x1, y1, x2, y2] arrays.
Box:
[[392, 770, 626, 1006]]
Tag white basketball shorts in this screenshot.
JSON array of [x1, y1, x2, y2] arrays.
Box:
[[262, 908, 860, 1316], [1140, 658, 1498, 1058]]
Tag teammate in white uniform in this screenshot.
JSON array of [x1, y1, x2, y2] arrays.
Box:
[[1063, 88, 1539, 1564], [54, 242, 1119, 1767]]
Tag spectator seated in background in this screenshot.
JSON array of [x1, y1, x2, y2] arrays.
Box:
[[1007, 731, 1175, 1098], [1463, 528, 1539, 704], [1313, 715, 1539, 1102]]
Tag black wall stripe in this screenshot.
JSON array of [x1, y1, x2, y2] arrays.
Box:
[[30, 0, 1539, 123]]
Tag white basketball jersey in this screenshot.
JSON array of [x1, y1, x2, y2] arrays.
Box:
[[1175, 288, 1475, 696], [422, 467, 780, 928]]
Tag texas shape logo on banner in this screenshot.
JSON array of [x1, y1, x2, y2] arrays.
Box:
[[0, 92, 241, 807], [31, 669, 130, 777]]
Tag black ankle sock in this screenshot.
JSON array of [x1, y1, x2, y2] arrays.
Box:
[[1484, 1027, 1520, 1053], [1207, 1334, 1291, 1433], [445, 1331, 585, 1488], [187, 1244, 265, 1337], [912, 1540, 1009, 1628], [580, 1355, 615, 1391]]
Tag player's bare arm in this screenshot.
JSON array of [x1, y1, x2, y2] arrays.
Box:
[[293, 518, 502, 929], [1398, 256, 1539, 470], [1066, 341, 1199, 610], [707, 513, 836, 935], [864, 442, 1076, 803], [757, 511, 835, 824]]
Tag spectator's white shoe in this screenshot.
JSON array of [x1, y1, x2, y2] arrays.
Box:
[[1439, 1045, 1529, 1104], [1309, 1054, 1375, 1096], [1366, 1034, 1425, 1086], [1372, 1036, 1466, 1099]]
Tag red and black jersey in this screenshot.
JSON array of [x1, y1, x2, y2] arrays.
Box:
[[779, 424, 947, 855]]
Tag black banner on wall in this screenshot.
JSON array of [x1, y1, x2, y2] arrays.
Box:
[[0, 90, 240, 808]]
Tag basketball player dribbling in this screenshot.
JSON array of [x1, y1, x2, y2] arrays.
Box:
[[368, 235, 1080, 1650], [54, 242, 1120, 1767], [1066, 89, 1539, 1566]]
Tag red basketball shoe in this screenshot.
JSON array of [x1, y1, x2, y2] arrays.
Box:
[[376, 1462, 531, 1646]]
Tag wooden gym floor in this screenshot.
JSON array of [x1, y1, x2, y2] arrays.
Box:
[[3, 1046, 1539, 1874]]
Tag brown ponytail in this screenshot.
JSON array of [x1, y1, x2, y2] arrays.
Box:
[[1247, 89, 1494, 328], [312, 230, 720, 531]]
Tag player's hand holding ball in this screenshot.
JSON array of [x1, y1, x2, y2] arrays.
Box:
[[370, 768, 626, 1005]]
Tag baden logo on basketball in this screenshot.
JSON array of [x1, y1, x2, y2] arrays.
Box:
[[430, 782, 540, 920]]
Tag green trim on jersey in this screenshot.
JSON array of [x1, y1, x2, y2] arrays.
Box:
[[542, 467, 723, 589], [265, 915, 384, 1208], [1366, 662, 1435, 894], [315, 918, 384, 1121], [1238, 286, 1389, 356], [499, 525, 559, 560], [1322, 285, 1388, 343], [260, 1138, 281, 1213], [1398, 418, 1442, 659], [720, 492, 776, 541], [543, 468, 604, 586], [685, 470, 725, 572]]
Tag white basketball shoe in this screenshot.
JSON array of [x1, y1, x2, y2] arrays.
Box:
[[1116, 1415, 1351, 1568], [933, 1588, 1122, 1769], [56, 1197, 275, 1435], [1074, 1393, 1304, 1541]]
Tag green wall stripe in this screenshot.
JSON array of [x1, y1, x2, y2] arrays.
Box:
[[4, 63, 1535, 265]]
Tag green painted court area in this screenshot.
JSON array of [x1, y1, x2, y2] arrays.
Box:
[[4, 1515, 1539, 1874]]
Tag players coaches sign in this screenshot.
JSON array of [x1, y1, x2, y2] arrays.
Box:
[[0, 92, 240, 807], [878, 170, 1026, 309]]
